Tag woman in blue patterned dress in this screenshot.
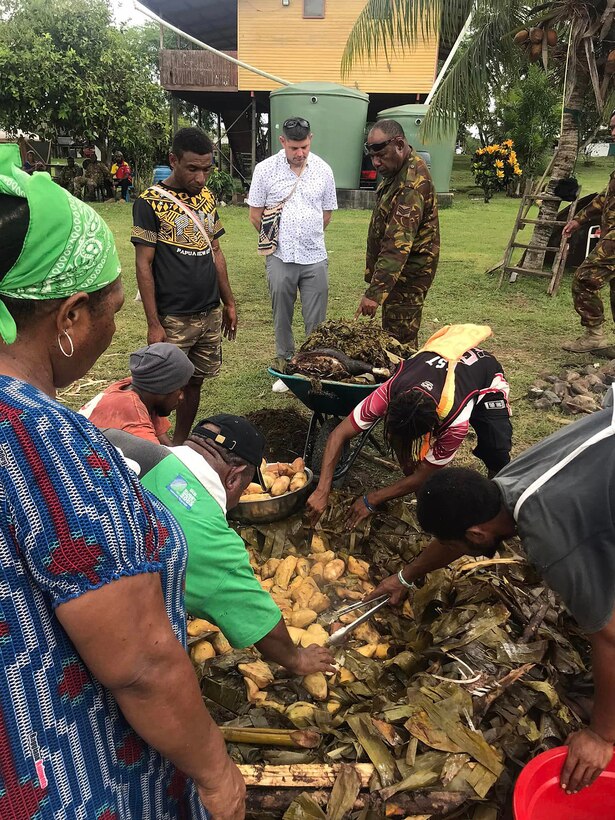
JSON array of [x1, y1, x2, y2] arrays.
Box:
[[0, 144, 245, 819]]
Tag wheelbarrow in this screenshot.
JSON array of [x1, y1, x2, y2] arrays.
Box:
[[267, 367, 386, 485]]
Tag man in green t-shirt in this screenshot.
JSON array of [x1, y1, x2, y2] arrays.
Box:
[[105, 414, 334, 676]]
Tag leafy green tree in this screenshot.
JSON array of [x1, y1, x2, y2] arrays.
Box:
[[498, 65, 561, 179], [0, 0, 170, 176], [342, 0, 615, 268]]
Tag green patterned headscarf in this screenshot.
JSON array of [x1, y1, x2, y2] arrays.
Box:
[[0, 144, 121, 344]]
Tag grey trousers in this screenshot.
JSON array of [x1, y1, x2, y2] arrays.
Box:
[[265, 256, 328, 359]]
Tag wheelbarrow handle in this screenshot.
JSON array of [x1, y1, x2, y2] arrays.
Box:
[[327, 596, 390, 646]]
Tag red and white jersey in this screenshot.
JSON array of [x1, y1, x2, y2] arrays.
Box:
[[350, 348, 510, 466]]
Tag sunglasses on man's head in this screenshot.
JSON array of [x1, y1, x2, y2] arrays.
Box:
[[364, 137, 398, 156], [284, 118, 310, 130]]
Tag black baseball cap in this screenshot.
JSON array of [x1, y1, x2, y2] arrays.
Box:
[[191, 414, 266, 485]]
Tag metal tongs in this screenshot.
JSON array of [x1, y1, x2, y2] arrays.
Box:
[[326, 594, 390, 646]]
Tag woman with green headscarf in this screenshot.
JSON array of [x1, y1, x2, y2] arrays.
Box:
[[0, 145, 245, 819]]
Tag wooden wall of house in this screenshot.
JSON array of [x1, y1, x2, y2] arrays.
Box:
[[237, 0, 438, 93]]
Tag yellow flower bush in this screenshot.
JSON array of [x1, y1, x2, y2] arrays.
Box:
[[472, 140, 523, 203]]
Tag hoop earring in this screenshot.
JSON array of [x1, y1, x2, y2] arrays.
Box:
[[58, 330, 74, 358]]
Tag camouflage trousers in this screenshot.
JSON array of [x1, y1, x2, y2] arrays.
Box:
[[381, 257, 438, 347], [572, 236, 615, 328]]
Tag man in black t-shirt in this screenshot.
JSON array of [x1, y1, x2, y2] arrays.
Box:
[[131, 127, 238, 443]]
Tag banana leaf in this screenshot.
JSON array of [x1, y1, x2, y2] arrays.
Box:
[[326, 764, 362, 820], [283, 793, 327, 820], [496, 640, 548, 665], [378, 751, 447, 799], [347, 714, 398, 788]]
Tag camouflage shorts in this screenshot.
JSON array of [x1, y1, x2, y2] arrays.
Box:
[[159, 307, 222, 381]]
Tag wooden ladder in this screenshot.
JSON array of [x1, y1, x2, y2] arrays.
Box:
[[500, 180, 581, 296]]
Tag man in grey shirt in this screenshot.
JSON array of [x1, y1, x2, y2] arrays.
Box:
[[368, 390, 615, 797]]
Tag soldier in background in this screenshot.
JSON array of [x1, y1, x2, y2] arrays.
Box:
[[562, 110, 615, 353], [56, 156, 80, 190], [73, 158, 114, 201], [355, 119, 440, 348]]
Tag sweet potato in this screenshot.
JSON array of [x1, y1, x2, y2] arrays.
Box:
[[244, 677, 266, 703], [374, 643, 390, 660], [290, 608, 318, 629], [241, 491, 271, 501], [259, 578, 274, 591], [356, 643, 378, 658], [290, 471, 308, 491], [271, 476, 291, 497], [347, 555, 371, 581], [238, 660, 274, 689], [291, 457, 305, 473], [323, 559, 345, 583], [300, 624, 328, 648], [309, 562, 325, 584], [187, 618, 219, 637], [295, 557, 311, 578], [286, 702, 318, 727], [291, 578, 319, 608], [302, 672, 328, 701], [338, 667, 356, 685], [334, 586, 363, 601], [287, 626, 306, 646], [212, 632, 233, 655], [310, 550, 335, 565], [261, 557, 281, 580], [352, 622, 380, 644], [243, 482, 263, 495], [308, 591, 331, 614], [262, 472, 275, 490], [310, 533, 329, 553], [273, 555, 298, 589], [191, 640, 215, 663]]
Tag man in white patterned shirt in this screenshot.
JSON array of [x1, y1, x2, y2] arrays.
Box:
[[248, 118, 337, 390]]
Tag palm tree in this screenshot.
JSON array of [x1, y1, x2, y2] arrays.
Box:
[[343, 0, 615, 273]]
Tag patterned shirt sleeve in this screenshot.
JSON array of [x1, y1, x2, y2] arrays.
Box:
[[575, 189, 606, 228], [4, 412, 166, 608], [365, 185, 425, 304], [424, 421, 470, 466], [131, 195, 159, 247], [246, 163, 268, 208], [350, 381, 391, 431], [322, 166, 338, 211], [210, 205, 225, 241]]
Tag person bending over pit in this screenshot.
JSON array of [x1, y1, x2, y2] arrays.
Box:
[[307, 324, 512, 529]]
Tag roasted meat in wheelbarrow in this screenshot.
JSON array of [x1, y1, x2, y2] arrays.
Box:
[[287, 348, 390, 382]]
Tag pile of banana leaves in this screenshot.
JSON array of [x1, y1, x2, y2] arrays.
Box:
[[299, 320, 415, 370], [197, 495, 590, 819]]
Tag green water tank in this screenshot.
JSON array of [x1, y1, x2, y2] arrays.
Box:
[[270, 82, 369, 190], [377, 104, 456, 193]]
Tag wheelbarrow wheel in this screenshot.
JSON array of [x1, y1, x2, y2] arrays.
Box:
[[311, 418, 350, 488]]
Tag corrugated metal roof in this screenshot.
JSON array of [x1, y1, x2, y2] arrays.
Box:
[[138, 0, 237, 50]]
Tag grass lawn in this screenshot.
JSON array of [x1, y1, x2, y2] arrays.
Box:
[[73, 154, 615, 464]]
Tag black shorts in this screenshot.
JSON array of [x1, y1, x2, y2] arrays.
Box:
[[469, 392, 512, 474]]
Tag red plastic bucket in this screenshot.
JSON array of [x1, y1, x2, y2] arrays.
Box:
[[513, 746, 615, 819]]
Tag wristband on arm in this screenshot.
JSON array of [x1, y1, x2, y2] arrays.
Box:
[[362, 494, 377, 513], [397, 570, 415, 590]]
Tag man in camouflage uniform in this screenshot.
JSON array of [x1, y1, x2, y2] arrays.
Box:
[[73, 158, 114, 201], [355, 119, 440, 348], [562, 111, 615, 352], [56, 157, 80, 190]]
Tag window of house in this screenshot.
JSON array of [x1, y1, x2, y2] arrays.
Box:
[[304, 0, 325, 19]]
